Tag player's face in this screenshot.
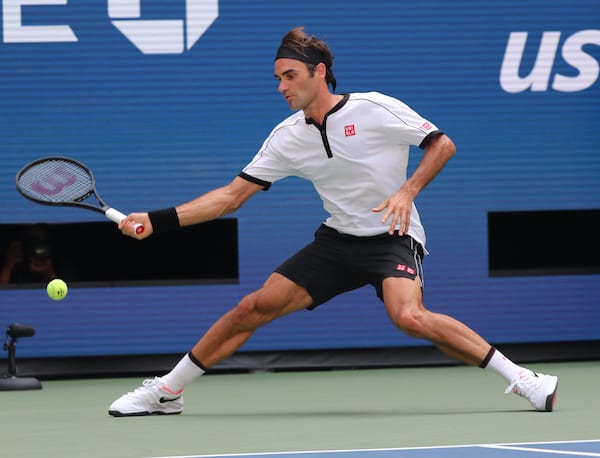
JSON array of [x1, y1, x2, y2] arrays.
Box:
[[274, 58, 319, 111]]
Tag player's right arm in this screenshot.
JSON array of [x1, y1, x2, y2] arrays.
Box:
[[119, 176, 264, 238], [176, 176, 263, 226]]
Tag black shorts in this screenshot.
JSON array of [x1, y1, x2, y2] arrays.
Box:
[[274, 224, 424, 309]]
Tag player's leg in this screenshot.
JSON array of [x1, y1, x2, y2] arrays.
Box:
[[108, 273, 312, 417], [159, 272, 314, 390], [381, 276, 558, 411], [108, 225, 359, 417], [382, 276, 489, 364], [190, 273, 313, 368]]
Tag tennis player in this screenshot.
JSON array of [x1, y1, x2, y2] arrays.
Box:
[[110, 26, 558, 416]]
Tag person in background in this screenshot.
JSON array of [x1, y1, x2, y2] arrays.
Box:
[[1, 225, 58, 284]]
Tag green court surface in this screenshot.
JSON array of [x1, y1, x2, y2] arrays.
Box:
[[0, 361, 597, 458]]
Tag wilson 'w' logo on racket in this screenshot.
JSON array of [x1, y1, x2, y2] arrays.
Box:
[[16, 157, 143, 235], [28, 166, 81, 198]]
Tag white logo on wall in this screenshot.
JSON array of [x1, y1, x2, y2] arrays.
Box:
[[109, 0, 218, 54], [2, 0, 218, 54], [500, 30, 600, 93]]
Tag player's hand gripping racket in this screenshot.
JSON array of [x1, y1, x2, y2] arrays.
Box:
[[16, 156, 144, 235]]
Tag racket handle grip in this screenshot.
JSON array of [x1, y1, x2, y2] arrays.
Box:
[[105, 208, 145, 235]]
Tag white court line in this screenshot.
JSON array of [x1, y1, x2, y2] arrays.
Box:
[[481, 444, 600, 457], [144, 444, 470, 458], [145, 439, 600, 458]]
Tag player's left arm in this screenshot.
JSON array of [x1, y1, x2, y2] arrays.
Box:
[[373, 133, 456, 235]]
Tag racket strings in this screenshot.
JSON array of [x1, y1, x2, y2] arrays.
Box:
[[18, 159, 94, 203]]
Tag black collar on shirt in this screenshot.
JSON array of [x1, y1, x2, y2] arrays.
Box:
[[305, 93, 350, 127]]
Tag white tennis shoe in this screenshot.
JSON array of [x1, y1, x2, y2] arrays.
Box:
[[109, 377, 184, 417], [505, 370, 558, 412]]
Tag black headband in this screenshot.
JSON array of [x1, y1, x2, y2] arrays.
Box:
[[275, 45, 330, 67]]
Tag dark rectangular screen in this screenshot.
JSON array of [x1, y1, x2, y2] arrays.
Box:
[[0, 220, 238, 288], [489, 210, 600, 277]]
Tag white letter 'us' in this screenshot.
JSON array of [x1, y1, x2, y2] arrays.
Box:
[[108, 0, 218, 54]]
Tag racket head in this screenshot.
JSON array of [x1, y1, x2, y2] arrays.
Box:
[[16, 156, 103, 212]]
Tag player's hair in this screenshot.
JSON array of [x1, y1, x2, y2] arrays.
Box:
[[280, 26, 337, 91]]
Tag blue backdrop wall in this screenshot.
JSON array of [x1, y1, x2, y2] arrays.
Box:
[[1, 0, 598, 358]]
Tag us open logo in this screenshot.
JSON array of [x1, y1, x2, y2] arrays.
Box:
[[109, 0, 218, 54], [2, 0, 218, 54]]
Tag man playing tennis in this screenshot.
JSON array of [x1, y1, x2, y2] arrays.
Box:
[[110, 26, 558, 416]]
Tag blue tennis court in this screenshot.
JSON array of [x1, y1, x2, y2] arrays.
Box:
[[149, 441, 600, 458]]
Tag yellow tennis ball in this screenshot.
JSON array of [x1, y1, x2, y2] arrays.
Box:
[[47, 279, 68, 301]]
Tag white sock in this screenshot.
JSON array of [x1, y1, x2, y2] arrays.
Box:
[[161, 352, 206, 392], [483, 347, 526, 384]]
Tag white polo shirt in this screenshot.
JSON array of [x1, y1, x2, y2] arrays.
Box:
[[241, 91, 441, 248]]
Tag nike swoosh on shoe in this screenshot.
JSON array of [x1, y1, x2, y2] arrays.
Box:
[[159, 395, 182, 403]]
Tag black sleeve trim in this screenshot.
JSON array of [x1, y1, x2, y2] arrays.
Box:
[[419, 130, 444, 149], [238, 171, 272, 191]]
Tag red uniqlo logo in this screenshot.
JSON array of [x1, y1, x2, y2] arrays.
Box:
[[421, 121, 432, 131], [344, 124, 356, 136], [396, 264, 416, 275]]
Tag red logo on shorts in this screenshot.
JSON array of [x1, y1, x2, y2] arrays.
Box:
[[396, 264, 415, 275], [344, 124, 356, 136]]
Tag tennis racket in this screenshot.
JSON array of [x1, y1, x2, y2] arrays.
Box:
[[16, 156, 144, 235]]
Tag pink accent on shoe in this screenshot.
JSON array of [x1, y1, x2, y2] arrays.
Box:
[[160, 385, 183, 396]]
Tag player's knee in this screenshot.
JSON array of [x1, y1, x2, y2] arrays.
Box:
[[234, 292, 278, 326], [389, 304, 428, 338]]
